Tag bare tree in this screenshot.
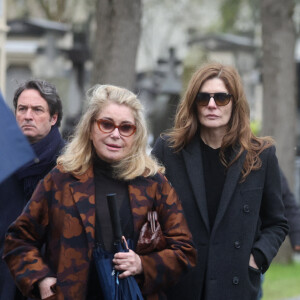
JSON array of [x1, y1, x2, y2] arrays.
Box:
[[260, 0, 297, 263], [260, 0, 296, 185], [91, 0, 142, 90]]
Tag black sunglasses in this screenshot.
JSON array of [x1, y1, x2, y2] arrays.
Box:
[[195, 92, 232, 106], [95, 119, 136, 137]]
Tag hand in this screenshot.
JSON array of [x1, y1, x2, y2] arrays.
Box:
[[113, 249, 143, 279], [249, 254, 259, 270], [294, 245, 300, 252], [38, 277, 57, 299]]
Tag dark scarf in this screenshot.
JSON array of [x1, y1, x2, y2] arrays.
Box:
[[16, 125, 65, 202]]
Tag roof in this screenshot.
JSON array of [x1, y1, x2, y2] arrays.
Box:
[[188, 33, 257, 51], [7, 17, 71, 36]]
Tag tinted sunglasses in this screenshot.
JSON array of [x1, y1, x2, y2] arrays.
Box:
[[95, 119, 136, 137], [195, 92, 232, 106]]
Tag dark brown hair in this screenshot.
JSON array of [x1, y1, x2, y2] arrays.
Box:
[[167, 62, 273, 181]]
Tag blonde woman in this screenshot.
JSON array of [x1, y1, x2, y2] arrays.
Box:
[[152, 62, 289, 300], [4, 85, 196, 300]]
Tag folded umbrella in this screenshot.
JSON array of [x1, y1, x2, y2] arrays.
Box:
[[93, 193, 144, 300], [0, 93, 36, 183]]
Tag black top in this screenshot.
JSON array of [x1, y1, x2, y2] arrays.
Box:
[[200, 138, 226, 230], [86, 156, 134, 300], [93, 155, 134, 252]]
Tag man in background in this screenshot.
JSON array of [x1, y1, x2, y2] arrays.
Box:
[[0, 79, 65, 300], [281, 170, 300, 253], [258, 168, 300, 299]]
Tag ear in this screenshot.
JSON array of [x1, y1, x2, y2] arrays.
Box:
[[50, 113, 58, 126]]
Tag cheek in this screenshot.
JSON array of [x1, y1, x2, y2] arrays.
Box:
[[197, 107, 204, 120], [15, 114, 22, 122], [226, 106, 233, 119], [125, 137, 135, 151], [90, 126, 99, 142]]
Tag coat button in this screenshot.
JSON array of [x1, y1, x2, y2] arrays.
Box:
[[232, 276, 239, 285], [234, 241, 241, 249], [243, 204, 250, 213]]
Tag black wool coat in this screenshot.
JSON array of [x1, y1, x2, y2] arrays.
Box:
[[152, 135, 289, 300]]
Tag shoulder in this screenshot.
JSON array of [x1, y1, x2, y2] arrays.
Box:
[[152, 135, 180, 161], [149, 172, 168, 184], [42, 165, 76, 187], [256, 144, 279, 174], [152, 135, 172, 150], [250, 136, 275, 155], [259, 144, 277, 159]]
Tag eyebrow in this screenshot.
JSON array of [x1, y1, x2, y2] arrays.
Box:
[[17, 104, 46, 110], [101, 117, 134, 124]]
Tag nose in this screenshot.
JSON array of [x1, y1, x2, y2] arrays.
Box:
[[110, 127, 121, 138], [207, 96, 217, 108], [24, 108, 33, 119]]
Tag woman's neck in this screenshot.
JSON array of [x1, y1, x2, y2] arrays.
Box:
[[200, 128, 226, 149]]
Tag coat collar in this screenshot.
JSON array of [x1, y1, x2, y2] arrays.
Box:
[[68, 165, 96, 255], [182, 136, 247, 233], [212, 149, 246, 234], [182, 135, 210, 232]]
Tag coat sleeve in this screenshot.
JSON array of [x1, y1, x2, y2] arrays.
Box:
[[252, 146, 289, 272], [139, 174, 197, 295], [280, 169, 300, 248], [3, 174, 55, 298]]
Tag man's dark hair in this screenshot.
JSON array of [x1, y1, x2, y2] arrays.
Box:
[[13, 79, 63, 127]]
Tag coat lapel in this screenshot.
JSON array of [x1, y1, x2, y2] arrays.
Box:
[[128, 177, 152, 241], [212, 150, 247, 234], [182, 136, 210, 232], [69, 166, 96, 253]]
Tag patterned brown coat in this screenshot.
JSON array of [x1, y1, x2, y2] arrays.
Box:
[[3, 165, 196, 300]]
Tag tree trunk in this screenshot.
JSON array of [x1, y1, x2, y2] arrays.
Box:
[[91, 0, 142, 90], [260, 0, 296, 263]]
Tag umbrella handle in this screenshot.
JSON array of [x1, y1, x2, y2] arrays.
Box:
[[122, 236, 129, 252], [107, 193, 123, 242]]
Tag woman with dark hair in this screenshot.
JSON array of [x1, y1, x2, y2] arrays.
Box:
[[152, 62, 288, 300], [4, 84, 196, 300]]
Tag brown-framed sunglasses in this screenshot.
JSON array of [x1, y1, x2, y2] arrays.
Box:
[[195, 92, 232, 106], [95, 119, 136, 137]]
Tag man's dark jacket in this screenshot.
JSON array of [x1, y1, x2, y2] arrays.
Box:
[[0, 125, 64, 300]]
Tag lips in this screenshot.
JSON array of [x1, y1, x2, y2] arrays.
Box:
[[106, 143, 122, 149], [206, 114, 219, 119], [22, 124, 35, 129]]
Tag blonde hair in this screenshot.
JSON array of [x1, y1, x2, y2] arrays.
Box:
[[167, 62, 274, 181], [58, 84, 164, 180]]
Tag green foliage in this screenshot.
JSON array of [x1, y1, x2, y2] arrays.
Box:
[[220, 0, 242, 32], [250, 120, 261, 136], [218, 0, 260, 33], [262, 262, 300, 300]]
